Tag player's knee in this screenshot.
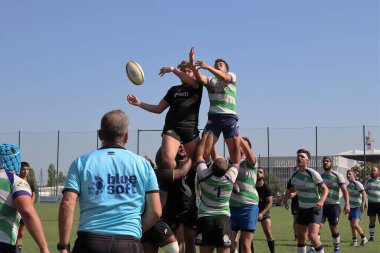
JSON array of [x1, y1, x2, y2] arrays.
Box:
[[162, 241, 180, 253]]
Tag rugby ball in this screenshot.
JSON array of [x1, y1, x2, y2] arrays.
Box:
[[126, 61, 145, 85]]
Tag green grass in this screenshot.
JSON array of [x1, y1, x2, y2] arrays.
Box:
[[23, 204, 378, 252]]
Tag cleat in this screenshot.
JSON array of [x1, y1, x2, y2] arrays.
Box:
[[360, 237, 368, 246], [349, 241, 357, 246], [307, 248, 315, 253], [333, 250, 340, 253], [368, 237, 374, 242]]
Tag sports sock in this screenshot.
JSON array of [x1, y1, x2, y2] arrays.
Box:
[[267, 239, 275, 253], [369, 225, 375, 239], [332, 232, 340, 250], [297, 243, 306, 253]]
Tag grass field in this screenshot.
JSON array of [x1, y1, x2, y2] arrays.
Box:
[[23, 204, 378, 252]]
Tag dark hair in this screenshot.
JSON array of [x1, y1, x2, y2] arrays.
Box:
[[21, 161, 30, 167], [242, 137, 251, 149], [211, 157, 228, 177], [296, 149, 311, 159], [177, 60, 190, 70], [100, 110, 129, 142], [214, 58, 229, 71]]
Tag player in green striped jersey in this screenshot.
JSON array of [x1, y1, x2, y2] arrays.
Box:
[[194, 131, 239, 253], [189, 47, 241, 167], [365, 166, 380, 242], [310, 157, 349, 253], [346, 170, 368, 247], [286, 149, 329, 253]]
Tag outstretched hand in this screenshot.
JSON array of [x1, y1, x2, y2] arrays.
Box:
[[194, 60, 210, 70], [159, 66, 174, 77], [127, 94, 140, 106]]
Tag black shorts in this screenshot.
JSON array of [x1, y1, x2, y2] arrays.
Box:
[[163, 198, 198, 231], [291, 199, 299, 216], [0, 242, 19, 253], [296, 207, 323, 226], [141, 220, 174, 246], [162, 125, 199, 144], [322, 204, 341, 225], [367, 202, 380, 217], [195, 215, 232, 248], [73, 232, 142, 253], [259, 212, 271, 221]]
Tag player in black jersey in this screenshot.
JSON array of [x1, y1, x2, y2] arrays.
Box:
[[127, 61, 202, 173], [256, 167, 275, 253]]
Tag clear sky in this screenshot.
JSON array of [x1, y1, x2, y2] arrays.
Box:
[[0, 1, 379, 175]]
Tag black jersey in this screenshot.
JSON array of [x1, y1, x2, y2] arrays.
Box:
[[257, 183, 273, 212], [163, 84, 203, 129]]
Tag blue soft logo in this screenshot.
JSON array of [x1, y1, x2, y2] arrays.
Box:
[[88, 176, 105, 196]]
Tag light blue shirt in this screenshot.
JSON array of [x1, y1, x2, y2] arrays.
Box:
[[64, 147, 159, 239]]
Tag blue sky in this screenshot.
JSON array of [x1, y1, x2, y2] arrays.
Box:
[[0, 1, 379, 175]]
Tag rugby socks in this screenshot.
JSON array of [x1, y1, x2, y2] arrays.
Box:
[[297, 243, 306, 253], [314, 245, 324, 253], [267, 239, 275, 253], [332, 232, 340, 251], [351, 237, 357, 246], [369, 225, 375, 240]]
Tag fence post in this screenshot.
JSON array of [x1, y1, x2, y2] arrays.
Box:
[[315, 126, 318, 171], [18, 130, 21, 148], [56, 130, 60, 196], [363, 125, 366, 181], [137, 129, 140, 155], [267, 127, 270, 185]]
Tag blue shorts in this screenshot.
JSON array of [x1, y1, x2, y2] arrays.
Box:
[[205, 114, 239, 139], [348, 207, 362, 220], [230, 205, 259, 232]]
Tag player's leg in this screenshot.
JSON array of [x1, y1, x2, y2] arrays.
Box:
[[174, 223, 185, 253], [261, 217, 275, 253], [183, 226, 196, 253], [160, 134, 181, 170], [224, 136, 241, 164]]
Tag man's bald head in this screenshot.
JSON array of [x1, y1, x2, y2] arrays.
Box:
[[99, 110, 129, 144]]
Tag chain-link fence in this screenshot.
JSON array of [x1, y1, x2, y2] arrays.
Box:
[[1, 125, 379, 197]]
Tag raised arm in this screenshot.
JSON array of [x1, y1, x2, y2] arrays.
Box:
[[127, 94, 169, 114], [189, 47, 208, 85], [240, 136, 255, 165], [159, 66, 199, 89], [194, 60, 233, 83]]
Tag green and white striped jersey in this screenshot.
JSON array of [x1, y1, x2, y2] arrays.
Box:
[[347, 180, 365, 208], [206, 72, 237, 116], [229, 160, 259, 207], [365, 177, 380, 204], [0, 170, 32, 245], [290, 168, 324, 209], [196, 161, 238, 218], [321, 171, 346, 205]]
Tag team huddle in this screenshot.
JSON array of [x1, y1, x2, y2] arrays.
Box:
[[0, 47, 379, 253]]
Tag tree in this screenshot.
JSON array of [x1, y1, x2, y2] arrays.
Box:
[[352, 162, 380, 184], [47, 163, 56, 187], [28, 167, 39, 203], [266, 173, 285, 194], [58, 171, 66, 185]]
